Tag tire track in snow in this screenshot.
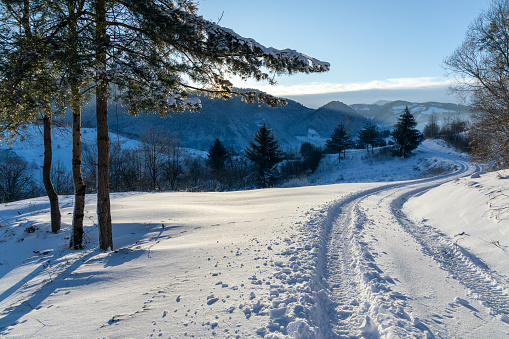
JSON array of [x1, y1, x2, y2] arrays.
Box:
[[392, 184, 509, 318], [321, 155, 482, 337], [325, 184, 432, 338]]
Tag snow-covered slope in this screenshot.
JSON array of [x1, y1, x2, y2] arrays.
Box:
[[0, 126, 140, 172], [1, 141, 508, 338]]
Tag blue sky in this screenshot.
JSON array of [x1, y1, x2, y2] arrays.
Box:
[[198, 0, 491, 106]]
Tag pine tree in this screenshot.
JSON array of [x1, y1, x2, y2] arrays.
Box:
[[0, 0, 64, 233], [208, 139, 229, 174], [326, 123, 351, 164], [300, 142, 322, 173], [245, 123, 285, 188], [391, 107, 424, 157], [358, 123, 381, 154]]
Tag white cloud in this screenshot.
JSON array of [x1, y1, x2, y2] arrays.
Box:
[[233, 77, 452, 96]]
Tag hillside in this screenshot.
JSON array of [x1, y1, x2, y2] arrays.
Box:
[[64, 96, 471, 151], [78, 96, 368, 151]]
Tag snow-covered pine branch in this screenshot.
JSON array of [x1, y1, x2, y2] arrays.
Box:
[[117, 0, 329, 109]]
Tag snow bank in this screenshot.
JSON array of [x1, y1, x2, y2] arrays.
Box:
[[405, 170, 509, 293]]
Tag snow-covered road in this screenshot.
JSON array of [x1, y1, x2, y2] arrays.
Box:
[[316, 150, 509, 337]]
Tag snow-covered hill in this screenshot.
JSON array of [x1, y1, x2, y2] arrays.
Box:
[[1, 139, 508, 337], [76, 95, 366, 151], [70, 96, 469, 151]]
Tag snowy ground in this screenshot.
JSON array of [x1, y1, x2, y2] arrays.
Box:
[[1, 139, 509, 338]]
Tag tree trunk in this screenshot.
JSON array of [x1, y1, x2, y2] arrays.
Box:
[[96, 0, 113, 251], [68, 5, 86, 250], [42, 108, 61, 233], [70, 92, 86, 249], [337, 151, 341, 164]]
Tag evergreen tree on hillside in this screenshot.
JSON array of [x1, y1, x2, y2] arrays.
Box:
[[326, 123, 351, 164], [392, 107, 424, 157], [358, 123, 382, 154], [208, 138, 229, 175], [245, 123, 285, 188], [300, 142, 323, 173]]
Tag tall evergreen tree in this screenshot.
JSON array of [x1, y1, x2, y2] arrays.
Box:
[[326, 123, 351, 164], [208, 138, 229, 174], [76, 0, 328, 250], [0, 0, 64, 233], [358, 123, 381, 154], [391, 107, 423, 157], [245, 123, 285, 188]]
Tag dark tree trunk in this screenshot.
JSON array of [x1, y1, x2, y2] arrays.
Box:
[[70, 92, 86, 249], [68, 6, 86, 250], [96, 0, 113, 251], [42, 108, 61, 233], [337, 151, 341, 164]]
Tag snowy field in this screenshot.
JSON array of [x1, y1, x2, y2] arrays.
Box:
[[1, 138, 509, 338]]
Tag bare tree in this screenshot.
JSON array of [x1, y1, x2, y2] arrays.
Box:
[[163, 137, 184, 191], [0, 151, 40, 202], [423, 113, 440, 139], [50, 159, 74, 195], [117, 148, 143, 191], [444, 0, 509, 166], [139, 128, 171, 191]]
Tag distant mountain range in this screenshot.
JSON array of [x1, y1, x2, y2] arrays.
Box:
[[351, 100, 470, 130], [76, 95, 470, 151]]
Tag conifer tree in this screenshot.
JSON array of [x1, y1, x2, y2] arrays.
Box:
[[300, 142, 322, 173], [326, 123, 351, 164], [391, 107, 423, 157], [358, 123, 381, 154], [245, 123, 285, 188], [78, 0, 328, 250], [0, 0, 64, 233], [208, 138, 229, 174]]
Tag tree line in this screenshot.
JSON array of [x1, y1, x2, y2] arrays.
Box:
[[0, 105, 426, 203], [422, 113, 470, 152], [0, 124, 317, 201]]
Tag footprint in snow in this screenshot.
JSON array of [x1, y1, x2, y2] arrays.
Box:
[[453, 297, 479, 312]]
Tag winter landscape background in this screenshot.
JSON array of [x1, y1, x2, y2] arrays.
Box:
[[3, 0, 509, 337], [1, 100, 509, 337]]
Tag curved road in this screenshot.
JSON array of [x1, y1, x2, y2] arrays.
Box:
[[321, 149, 509, 337]]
